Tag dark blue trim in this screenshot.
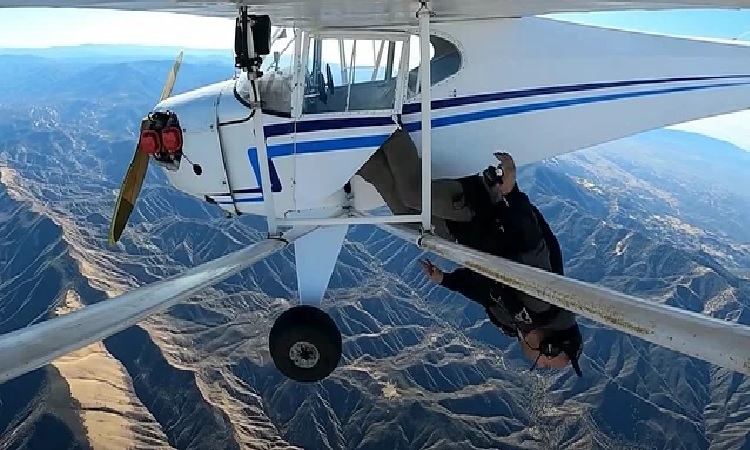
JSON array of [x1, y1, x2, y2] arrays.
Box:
[[262, 75, 750, 139], [233, 187, 262, 194], [402, 80, 750, 132], [241, 133, 393, 198], [267, 133, 392, 158], [401, 74, 750, 114], [265, 115, 395, 139], [262, 80, 750, 150], [205, 187, 261, 197], [218, 198, 263, 204], [247, 148, 282, 192], [229, 77, 750, 206]]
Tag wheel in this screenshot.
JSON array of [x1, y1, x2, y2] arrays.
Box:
[[268, 305, 342, 383]]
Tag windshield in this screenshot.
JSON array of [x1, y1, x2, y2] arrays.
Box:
[[236, 27, 296, 116]]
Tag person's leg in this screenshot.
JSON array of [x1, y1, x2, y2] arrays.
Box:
[[380, 129, 474, 222], [357, 146, 417, 215], [356, 146, 455, 241]]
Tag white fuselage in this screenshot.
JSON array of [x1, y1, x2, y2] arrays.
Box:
[[155, 16, 750, 221]]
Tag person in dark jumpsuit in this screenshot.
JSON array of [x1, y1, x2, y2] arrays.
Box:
[[357, 129, 583, 376]]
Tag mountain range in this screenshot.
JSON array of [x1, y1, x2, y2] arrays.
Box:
[[0, 48, 748, 450]]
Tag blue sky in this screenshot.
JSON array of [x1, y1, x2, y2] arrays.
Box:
[[548, 9, 750, 39], [1, 6, 749, 149]]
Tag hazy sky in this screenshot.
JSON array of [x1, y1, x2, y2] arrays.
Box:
[[1, 6, 749, 149], [0, 8, 234, 48]]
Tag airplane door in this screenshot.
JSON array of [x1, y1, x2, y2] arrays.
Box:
[[288, 32, 411, 211]]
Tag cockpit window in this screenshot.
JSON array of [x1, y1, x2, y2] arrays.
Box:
[[236, 27, 296, 117], [301, 36, 408, 115], [300, 33, 461, 115], [234, 29, 462, 117], [406, 35, 462, 98]]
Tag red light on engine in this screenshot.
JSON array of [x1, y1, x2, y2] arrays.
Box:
[[161, 127, 183, 154], [139, 130, 160, 155]]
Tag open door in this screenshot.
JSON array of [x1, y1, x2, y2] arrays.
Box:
[[289, 31, 411, 211]]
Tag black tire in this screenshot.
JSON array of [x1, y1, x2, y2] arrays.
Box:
[[268, 305, 342, 383]]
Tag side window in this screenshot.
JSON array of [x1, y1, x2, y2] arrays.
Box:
[[263, 27, 296, 76], [406, 35, 461, 98], [260, 28, 296, 116], [237, 27, 296, 116], [302, 36, 406, 115]]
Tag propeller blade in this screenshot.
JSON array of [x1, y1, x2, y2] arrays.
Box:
[[108, 120, 150, 246], [108, 51, 184, 246], [160, 50, 183, 101]]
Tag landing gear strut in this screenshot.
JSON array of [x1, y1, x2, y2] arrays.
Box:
[[268, 305, 343, 383]]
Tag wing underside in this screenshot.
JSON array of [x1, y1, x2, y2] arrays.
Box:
[[3, 0, 750, 28], [375, 220, 750, 377], [0, 226, 318, 385]]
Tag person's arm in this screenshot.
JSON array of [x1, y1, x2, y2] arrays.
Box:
[[440, 268, 495, 308], [531, 204, 564, 276], [493, 183, 545, 255], [442, 268, 519, 337], [488, 153, 547, 257]]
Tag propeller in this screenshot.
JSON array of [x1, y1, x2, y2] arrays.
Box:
[[108, 51, 184, 246]]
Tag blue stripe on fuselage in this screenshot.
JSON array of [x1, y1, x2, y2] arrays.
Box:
[[401, 74, 750, 114], [260, 80, 750, 157], [262, 74, 750, 139], [228, 78, 750, 201], [403, 80, 750, 132], [264, 133, 393, 158], [218, 198, 263, 204]]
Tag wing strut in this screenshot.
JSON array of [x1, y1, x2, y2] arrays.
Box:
[[0, 226, 317, 385], [418, 0, 433, 233], [374, 220, 750, 376], [236, 7, 278, 235]]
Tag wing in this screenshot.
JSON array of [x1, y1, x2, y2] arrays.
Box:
[[376, 219, 750, 377], [0, 225, 318, 385], [2, 0, 750, 28]]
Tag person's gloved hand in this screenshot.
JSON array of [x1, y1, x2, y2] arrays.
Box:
[[420, 259, 444, 284], [492, 152, 517, 196]]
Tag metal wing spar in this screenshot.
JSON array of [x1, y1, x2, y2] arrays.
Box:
[[3, 0, 750, 28], [378, 220, 750, 377]]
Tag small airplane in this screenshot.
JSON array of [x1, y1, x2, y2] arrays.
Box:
[[2, 0, 750, 385]]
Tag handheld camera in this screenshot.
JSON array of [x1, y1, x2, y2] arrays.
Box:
[[482, 152, 504, 187]]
